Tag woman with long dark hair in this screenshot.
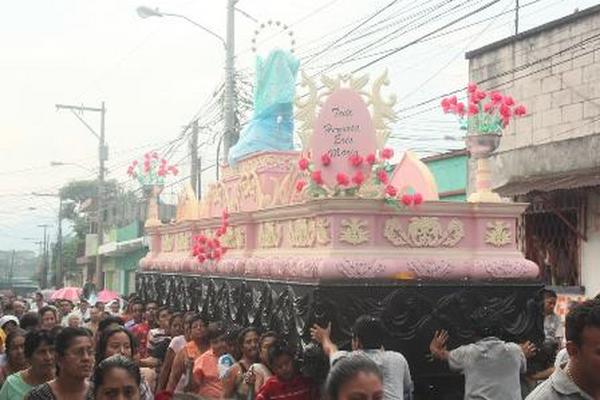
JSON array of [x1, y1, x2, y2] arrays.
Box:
[[90, 327, 152, 400], [26, 327, 93, 400], [0, 329, 28, 388], [0, 330, 55, 399]]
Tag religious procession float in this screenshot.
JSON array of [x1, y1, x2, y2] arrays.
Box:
[[133, 42, 542, 397]]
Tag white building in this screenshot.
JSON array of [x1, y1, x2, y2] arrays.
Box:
[[466, 5, 600, 298]]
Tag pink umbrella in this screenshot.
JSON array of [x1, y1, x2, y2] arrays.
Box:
[[50, 287, 82, 302], [97, 289, 119, 303]]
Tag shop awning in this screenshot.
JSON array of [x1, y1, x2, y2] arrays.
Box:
[[98, 237, 145, 257], [495, 167, 600, 196]]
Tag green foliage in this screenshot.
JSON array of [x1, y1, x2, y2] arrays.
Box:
[[59, 179, 119, 203]]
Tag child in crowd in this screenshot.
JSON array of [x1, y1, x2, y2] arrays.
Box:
[[256, 340, 318, 400]]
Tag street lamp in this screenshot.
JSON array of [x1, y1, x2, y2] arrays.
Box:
[[137, 3, 237, 160], [136, 6, 226, 47], [50, 161, 95, 173]]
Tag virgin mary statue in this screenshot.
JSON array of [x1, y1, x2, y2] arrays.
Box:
[[227, 48, 300, 165]]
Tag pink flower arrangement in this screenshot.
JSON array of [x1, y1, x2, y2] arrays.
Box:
[[294, 148, 423, 210], [441, 82, 527, 133], [127, 152, 178, 186], [192, 209, 229, 265]]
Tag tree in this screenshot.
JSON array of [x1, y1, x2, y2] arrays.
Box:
[[58, 179, 120, 239]]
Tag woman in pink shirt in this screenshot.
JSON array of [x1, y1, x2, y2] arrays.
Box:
[[193, 322, 227, 399]]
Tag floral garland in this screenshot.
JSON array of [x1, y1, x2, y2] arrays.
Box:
[[296, 148, 423, 209], [191, 210, 229, 264], [441, 82, 527, 134], [126, 152, 179, 186]]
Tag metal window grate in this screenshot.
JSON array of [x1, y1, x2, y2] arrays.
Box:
[[519, 189, 586, 287]]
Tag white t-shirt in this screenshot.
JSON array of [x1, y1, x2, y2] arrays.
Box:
[[449, 337, 526, 400]]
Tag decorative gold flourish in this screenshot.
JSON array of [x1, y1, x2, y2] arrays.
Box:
[[175, 232, 191, 252], [287, 218, 331, 248], [221, 226, 246, 250], [315, 218, 331, 246], [485, 221, 512, 247], [175, 183, 199, 221], [339, 218, 370, 246], [383, 217, 464, 247], [161, 234, 175, 253], [369, 70, 397, 148], [258, 222, 283, 248], [295, 71, 320, 150], [288, 219, 316, 248]]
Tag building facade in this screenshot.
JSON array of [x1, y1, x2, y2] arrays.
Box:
[[422, 149, 468, 201], [466, 5, 600, 296]]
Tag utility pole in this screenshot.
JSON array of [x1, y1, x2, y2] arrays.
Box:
[[198, 155, 202, 199], [56, 196, 63, 287], [515, 0, 520, 35], [190, 120, 200, 198], [38, 224, 50, 288], [223, 0, 238, 160], [9, 250, 15, 289], [55, 102, 107, 289]]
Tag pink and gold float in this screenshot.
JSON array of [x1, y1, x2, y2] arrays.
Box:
[[137, 67, 542, 399], [140, 75, 537, 282]]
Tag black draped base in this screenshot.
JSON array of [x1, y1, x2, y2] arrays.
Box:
[[137, 272, 544, 399]]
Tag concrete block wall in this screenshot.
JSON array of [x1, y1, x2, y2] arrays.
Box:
[[468, 9, 600, 154]]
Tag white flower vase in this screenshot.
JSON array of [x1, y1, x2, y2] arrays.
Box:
[[144, 184, 164, 228], [466, 134, 502, 203]]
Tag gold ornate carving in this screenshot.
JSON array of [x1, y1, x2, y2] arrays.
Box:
[[175, 232, 191, 252], [485, 221, 512, 247], [383, 217, 464, 247], [287, 218, 331, 248], [369, 70, 397, 148], [258, 222, 283, 248], [161, 234, 175, 253], [315, 218, 331, 246], [295, 71, 320, 150], [339, 218, 370, 246], [175, 183, 199, 221], [222, 154, 295, 179], [221, 226, 246, 250]]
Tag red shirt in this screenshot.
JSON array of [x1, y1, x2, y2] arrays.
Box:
[[256, 375, 318, 400], [130, 322, 150, 358]]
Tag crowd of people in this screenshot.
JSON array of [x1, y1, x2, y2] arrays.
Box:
[[0, 289, 597, 399]]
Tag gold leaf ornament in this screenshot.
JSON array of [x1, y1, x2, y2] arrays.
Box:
[[339, 218, 370, 246], [485, 221, 512, 247], [383, 217, 464, 247]]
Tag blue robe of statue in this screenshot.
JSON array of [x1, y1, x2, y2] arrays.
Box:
[[227, 49, 300, 165]]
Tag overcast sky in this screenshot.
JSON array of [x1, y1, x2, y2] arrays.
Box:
[[0, 0, 596, 252]]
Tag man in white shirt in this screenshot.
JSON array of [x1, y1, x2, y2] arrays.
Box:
[[527, 299, 600, 399], [311, 315, 413, 400]]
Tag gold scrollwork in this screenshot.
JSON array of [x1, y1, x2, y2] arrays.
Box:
[[161, 234, 175, 253], [485, 221, 512, 247], [369, 70, 397, 148], [287, 218, 331, 248], [258, 222, 283, 248], [175, 232, 191, 252], [339, 218, 370, 246], [221, 226, 247, 250], [384, 217, 464, 247]]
